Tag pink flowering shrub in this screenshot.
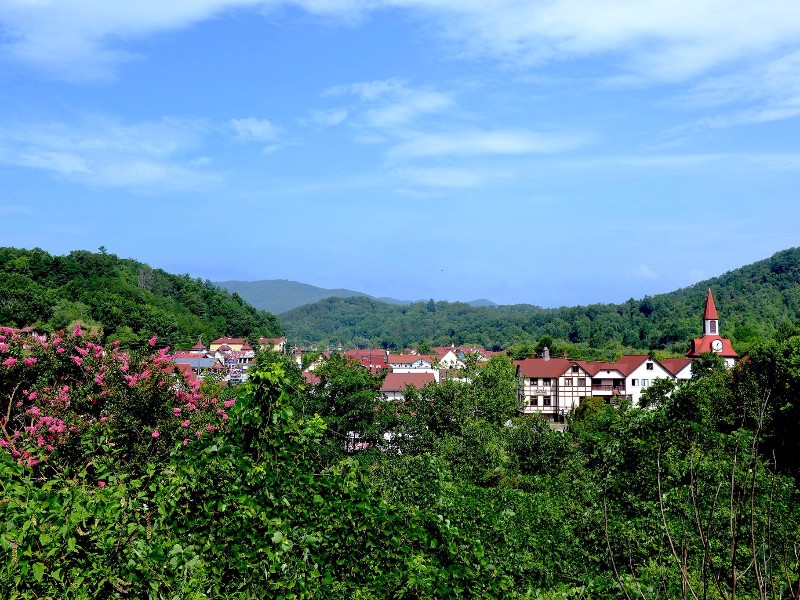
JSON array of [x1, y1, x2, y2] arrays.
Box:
[[0, 325, 231, 470]]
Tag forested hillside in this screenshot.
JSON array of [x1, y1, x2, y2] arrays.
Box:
[[282, 247, 800, 353], [0, 247, 283, 347]]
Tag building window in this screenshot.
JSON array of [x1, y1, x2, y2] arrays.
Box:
[[543, 396, 551, 406], [542, 378, 551, 386], [563, 378, 572, 386], [529, 396, 538, 406], [632, 379, 639, 386], [577, 377, 586, 386], [529, 377, 538, 386], [642, 379, 649, 387], [572, 365, 579, 373], [646, 362, 654, 370], [710, 321, 717, 334]]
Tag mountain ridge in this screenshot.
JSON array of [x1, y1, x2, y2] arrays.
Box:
[[215, 278, 498, 313], [278, 247, 800, 353]]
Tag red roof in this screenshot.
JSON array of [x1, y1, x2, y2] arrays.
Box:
[[380, 372, 436, 392], [687, 336, 738, 358], [661, 357, 693, 376], [259, 336, 286, 345], [704, 289, 719, 320], [211, 337, 246, 346], [387, 353, 436, 365], [514, 357, 586, 378], [303, 372, 321, 385]]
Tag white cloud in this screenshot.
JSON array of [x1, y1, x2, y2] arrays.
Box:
[[230, 117, 279, 142], [326, 78, 454, 130], [304, 108, 349, 126], [386, 129, 591, 162], [2, 1, 800, 86], [675, 49, 800, 125], [0, 116, 221, 192], [632, 263, 657, 280]]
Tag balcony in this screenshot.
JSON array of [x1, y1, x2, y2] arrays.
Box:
[[592, 385, 626, 395]]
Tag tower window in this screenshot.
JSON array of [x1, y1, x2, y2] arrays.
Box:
[[710, 321, 717, 334]]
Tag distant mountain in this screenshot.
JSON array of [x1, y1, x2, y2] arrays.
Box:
[[467, 299, 499, 307], [215, 279, 370, 314], [280, 247, 800, 353], [215, 279, 498, 313]]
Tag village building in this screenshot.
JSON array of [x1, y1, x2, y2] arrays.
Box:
[[515, 348, 593, 421], [259, 336, 287, 353], [581, 354, 675, 406], [686, 289, 739, 368], [380, 371, 437, 401]]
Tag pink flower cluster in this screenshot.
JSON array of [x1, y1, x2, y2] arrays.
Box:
[[0, 325, 236, 466]]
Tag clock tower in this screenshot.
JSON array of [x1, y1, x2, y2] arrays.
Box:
[[686, 288, 738, 367]]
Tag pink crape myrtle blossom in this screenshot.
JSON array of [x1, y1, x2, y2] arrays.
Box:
[[0, 327, 234, 467]]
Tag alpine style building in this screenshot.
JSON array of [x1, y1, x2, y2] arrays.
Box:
[[515, 288, 738, 421]]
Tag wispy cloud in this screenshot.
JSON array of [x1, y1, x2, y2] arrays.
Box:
[[327, 78, 455, 130], [230, 117, 280, 142], [632, 263, 657, 280], [386, 129, 591, 163], [2, 1, 800, 88], [0, 116, 221, 192], [301, 108, 349, 127]]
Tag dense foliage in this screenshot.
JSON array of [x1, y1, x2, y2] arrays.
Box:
[[0, 247, 284, 348], [2, 324, 800, 597], [281, 247, 800, 354]]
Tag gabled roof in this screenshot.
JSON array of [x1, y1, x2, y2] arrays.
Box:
[[387, 354, 436, 365], [704, 289, 718, 320], [579, 361, 625, 377], [514, 357, 586, 378], [380, 371, 436, 392], [661, 357, 693, 376], [211, 337, 246, 346], [581, 355, 665, 377], [303, 372, 321, 385], [259, 336, 287, 345]]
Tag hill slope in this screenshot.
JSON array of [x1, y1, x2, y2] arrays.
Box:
[[280, 247, 800, 353], [215, 279, 498, 313], [0, 248, 283, 348], [215, 279, 371, 314]]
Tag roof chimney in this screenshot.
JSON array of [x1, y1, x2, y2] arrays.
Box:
[[543, 346, 550, 361]]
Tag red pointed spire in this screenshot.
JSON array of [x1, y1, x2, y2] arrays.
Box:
[[704, 289, 718, 320]]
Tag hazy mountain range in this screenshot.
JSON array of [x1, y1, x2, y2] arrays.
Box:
[[214, 279, 497, 314]]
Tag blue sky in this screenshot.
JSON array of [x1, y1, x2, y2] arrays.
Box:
[[1, 1, 799, 308]]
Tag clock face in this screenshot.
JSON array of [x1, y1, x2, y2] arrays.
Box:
[[711, 339, 723, 352]]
